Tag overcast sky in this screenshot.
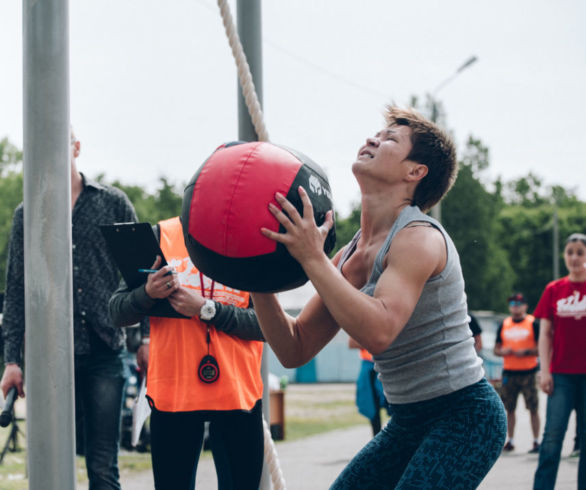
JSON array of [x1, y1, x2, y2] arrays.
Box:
[[1, 0, 585, 217]]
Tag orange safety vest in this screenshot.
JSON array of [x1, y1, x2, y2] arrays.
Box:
[[359, 348, 374, 362], [501, 314, 538, 371], [147, 217, 264, 412]]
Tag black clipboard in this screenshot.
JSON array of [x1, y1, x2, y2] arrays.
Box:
[[100, 222, 188, 318]]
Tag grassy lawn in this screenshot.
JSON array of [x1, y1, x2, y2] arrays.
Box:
[[0, 452, 154, 489], [282, 383, 367, 441], [0, 383, 371, 487], [0, 424, 154, 489]]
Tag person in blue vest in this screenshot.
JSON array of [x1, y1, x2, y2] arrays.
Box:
[[348, 337, 390, 436]]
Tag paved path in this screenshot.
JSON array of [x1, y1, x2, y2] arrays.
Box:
[[97, 391, 579, 489]]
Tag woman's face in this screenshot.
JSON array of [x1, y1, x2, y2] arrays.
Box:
[[564, 240, 586, 277]]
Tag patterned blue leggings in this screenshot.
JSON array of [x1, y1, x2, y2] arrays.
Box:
[[331, 378, 506, 489]]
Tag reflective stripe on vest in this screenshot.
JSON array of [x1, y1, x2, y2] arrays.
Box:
[[501, 314, 538, 371], [147, 217, 264, 412]]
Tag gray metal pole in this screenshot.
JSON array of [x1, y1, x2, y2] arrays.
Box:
[[429, 100, 441, 222], [553, 208, 560, 279], [237, 0, 264, 142], [236, 2, 272, 488], [237, 0, 267, 415], [23, 0, 76, 488]]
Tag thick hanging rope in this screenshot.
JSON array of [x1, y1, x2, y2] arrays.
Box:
[[216, 0, 269, 142], [216, 1, 285, 488], [262, 417, 287, 489]]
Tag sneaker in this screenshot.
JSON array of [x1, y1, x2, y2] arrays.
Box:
[[528, 442, 540, 454], [503, 441, 515, 452]]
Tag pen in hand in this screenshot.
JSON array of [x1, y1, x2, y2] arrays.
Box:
[[138, 268, 177, 276]]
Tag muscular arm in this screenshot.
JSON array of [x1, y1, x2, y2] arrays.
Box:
[[251, 290, 340, 368], [300, 225, 444, 354]]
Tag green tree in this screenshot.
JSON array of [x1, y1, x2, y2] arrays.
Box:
[[442, 136, 515, 311], [112, 177, 184, 224], [151, 177, 184, 222], [496, 205, 556, 308], [332, 205, 361, 255], [0, 137, 23, 176], [496, 201, 586, 309], [504, 173, 549, 207], [495, 166, 586, 309], [550, 185, 580, 208]]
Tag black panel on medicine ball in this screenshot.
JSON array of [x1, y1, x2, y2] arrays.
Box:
[[181, 141, 336, 292]]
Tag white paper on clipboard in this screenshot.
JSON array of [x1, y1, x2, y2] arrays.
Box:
[[131, 378, 151, 447]]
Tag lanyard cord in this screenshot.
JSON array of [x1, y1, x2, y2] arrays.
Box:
[[199, 273, 215, 300], [199, 274, 215, 354]]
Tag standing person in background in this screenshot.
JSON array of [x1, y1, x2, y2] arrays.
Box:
[[348, 337, 391, 436], [533, 233, 586, 490], [0, 129, 147, 489], [493, 292, 541, 454], [250, 106, 506, 488], [109, 216, 266, 490]]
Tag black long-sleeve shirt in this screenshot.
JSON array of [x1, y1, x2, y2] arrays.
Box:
[[2, 174, 148, 364], [108, 224, 265, 342]]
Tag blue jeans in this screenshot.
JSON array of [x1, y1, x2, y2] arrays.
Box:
[[533, 373, 586, 490], [331, 378, 506, 489], [75, 349, 128, 490]]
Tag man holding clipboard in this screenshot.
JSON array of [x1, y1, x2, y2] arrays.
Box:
[[108, 216, 266, 490]]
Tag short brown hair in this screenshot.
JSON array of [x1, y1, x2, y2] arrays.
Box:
[[385, 105, 457, 212]]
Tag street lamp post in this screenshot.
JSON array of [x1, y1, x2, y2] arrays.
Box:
[[433, 56, 478, 98], [429, 55, 478, 222], [553, 207, 560, 279]]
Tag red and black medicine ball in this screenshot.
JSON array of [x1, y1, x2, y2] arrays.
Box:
[[182, 141, 336, 292]]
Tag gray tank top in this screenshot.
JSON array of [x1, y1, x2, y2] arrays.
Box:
[[339, 206, 484, 404]]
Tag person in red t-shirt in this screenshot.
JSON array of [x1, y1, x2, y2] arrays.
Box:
[[533, 233, 586, 490]]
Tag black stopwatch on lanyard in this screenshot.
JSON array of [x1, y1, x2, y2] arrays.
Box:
[[197, 275, 220, 384]]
